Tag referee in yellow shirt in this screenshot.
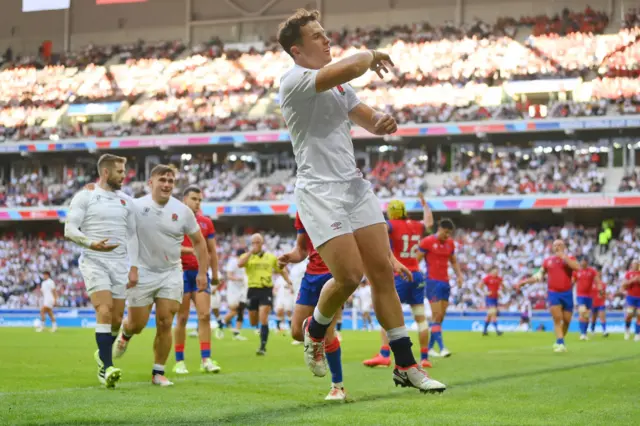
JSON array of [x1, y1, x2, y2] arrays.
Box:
[[238, 233, 292, 355]]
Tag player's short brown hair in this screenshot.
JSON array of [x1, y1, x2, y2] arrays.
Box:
[[150, 164, 176, 178], [96, 154, 126, 174], [183, 186, 201, 197], [277, 9, 320, 56]]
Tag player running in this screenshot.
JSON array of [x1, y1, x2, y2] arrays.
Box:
[[238, 233, 293, 355], [173, 186, 222, 375], [622, 261, 640, 341], [279, 212, 347, 401], [517, 240, 580, 352], [222, 249, 249, 340], [479, 268, 503, 336], [416, 219, 463, 358], [572, 258, 602, 341], [590, 277, 608, 337], [37, 271, 57, 333], [278, 9, 445, 393], [363, 195, 434, 368], [113, 165, 210, 387], [65, 153, 137, 388]]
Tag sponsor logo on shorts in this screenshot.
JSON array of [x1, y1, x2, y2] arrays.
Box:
[[336, 84, 346, 95], [330, 221, 342, 231], [172, 213, 178, 221]]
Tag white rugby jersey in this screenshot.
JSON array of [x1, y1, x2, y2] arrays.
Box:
[[225, 256, 247, 289], [65, 187, 137, 261], [132, 194, 199, 273], [41, 278, 55, 299], [279, 65, 362, 187]]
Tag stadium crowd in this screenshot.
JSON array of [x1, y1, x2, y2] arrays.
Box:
[[0, 8, 639, 141], [2, 223, 637, 313]]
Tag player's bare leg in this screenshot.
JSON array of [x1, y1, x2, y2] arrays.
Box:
[[549, 305, 568, 352], [194, 291, 220, 372], [37, 307, 46, 332], [276, 307, 285, 332], [256, 304, 271, 355], [152, 298, 179, 386], [362, 311, 372, 330], [114, 304, 152, 358], [91, 291, 121, 388], [172, 293, 192, 374], [112, 298, 125, 347]]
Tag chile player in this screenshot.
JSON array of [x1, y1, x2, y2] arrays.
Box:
[[572, 258, 602, 341], [590, 277, 608, 337], [278, 213, 346, 401], [518, 240, 580, 352], [416, 218, 463, 358], [479, 268, 503, 336], [622, 261, 640, 341], [363, 195, 434, 368]]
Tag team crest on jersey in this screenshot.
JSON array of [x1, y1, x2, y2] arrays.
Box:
[[336, 84, 345, 95], [120, 199, 126, 206], [172, 213, 178, 221]]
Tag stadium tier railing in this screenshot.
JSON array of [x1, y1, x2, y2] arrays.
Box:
[[1, 115, 640, 154], [2, 192, 640, 221]]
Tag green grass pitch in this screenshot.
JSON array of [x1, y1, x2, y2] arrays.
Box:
[[0, 328, 638, 425]]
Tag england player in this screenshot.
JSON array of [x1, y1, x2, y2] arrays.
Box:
[[37, 271, 57, 333], [113, 165, 210, 386], [356, 280, 374, 331], [622, 261, 640, 341], [364, 195, 434, 369], [277, 9, 445, 393], [279, 212, 347, 400], [173, 186, 221, 375], [237, 233, 292, 355], [517, 240, 580, 352], [222, 249, 249, 340], [479, 268, 504, 336], [416, 219, 463, 358], [65, 153, 137, 388], [275, 272, 294, 333], [590, 278, 608, 336], [572, 258, 601, 340]]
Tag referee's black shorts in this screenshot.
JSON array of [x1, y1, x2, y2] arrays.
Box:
[[247, 287, 273, 311]]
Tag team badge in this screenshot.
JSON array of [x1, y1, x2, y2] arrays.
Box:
[[120, 199, 126, 206], [172, 213, 178, 221], [336, 84, 345, 95]]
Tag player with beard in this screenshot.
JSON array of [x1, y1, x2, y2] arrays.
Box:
[[65, 154, 138, 388]]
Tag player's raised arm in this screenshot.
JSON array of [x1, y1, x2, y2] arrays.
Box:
[[237, 251, 252, 268], [562, 254, 580, 271], [419, 193, 434, 231], [311, 49, 391, 93]]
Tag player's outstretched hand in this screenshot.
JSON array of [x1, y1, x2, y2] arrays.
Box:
[[373, 113, 398, 135], [90, 239, 119, 252], [127, 267, 139, 289], [369, 50, 394, 79], [196, 272, 208, 292], [394, 262, 413, 282], [456, 276, 463, 288]]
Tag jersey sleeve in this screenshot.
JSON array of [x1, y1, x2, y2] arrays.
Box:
[[64, 190, 93, 248], [294, 213, 306, 234], [344, 83, 361, 112], [418, 236, 432, 253], [205, 217, 215, 239], [183, 207, 200, 236], [281, 68, 319, 101]]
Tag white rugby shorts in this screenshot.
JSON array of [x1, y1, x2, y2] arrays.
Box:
[[226, 284, 247, 308], [42, 297, 55, 309], [210, 290, 221, 310], [295, 177, 385, 248], [275, 291, 294, 312], [79, 256, 128, 300], [127, 267, 183, 307]]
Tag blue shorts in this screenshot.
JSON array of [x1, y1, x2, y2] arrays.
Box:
[[576, 296, 593, 310], [395, 271, 426, 305], [426, 279, 450, 303], [548, 290, 573, 311], [183, 270, 210, 294], [485, 297, 498, 308], [592, 306, 604, 315], [296, 273, 333, 306], [626, 295, 640, 309]]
